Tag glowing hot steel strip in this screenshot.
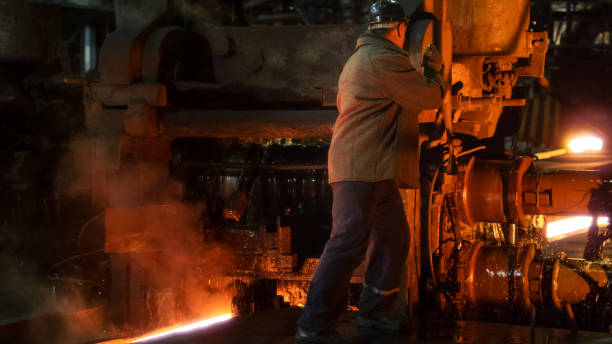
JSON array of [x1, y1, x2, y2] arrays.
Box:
[[547, 216, 609, 241], [568, 136, 603, 153], [99, 314, 232, 344], [133, 314, 232, 342]]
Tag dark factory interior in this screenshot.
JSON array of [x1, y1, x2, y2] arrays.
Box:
[[1, 0, 612, 343]]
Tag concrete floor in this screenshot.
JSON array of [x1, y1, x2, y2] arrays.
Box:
[[3, 306, 612, 343], [131, 308, 612, 344]]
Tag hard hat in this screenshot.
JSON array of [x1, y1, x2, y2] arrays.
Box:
[[368, 0, 407, 26]]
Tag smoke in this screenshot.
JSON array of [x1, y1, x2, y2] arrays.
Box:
[[0, 94, 238, 342], [55, 133, 237, 339], [102, 201, 236, 333], [0, 236, 106, 343], [0, 140, 104, 344], [0, 2, 240, 341]]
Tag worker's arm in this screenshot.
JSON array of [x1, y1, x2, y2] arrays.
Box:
[[372, 53, 444, 112]]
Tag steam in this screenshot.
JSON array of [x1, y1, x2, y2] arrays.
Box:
[[56, 133, 237, 340], [104, 201, 236, 332]]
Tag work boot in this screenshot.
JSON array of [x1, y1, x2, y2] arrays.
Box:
[[295, 326, 344, 343]]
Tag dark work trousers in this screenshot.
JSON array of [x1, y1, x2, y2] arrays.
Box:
[[297, 180, 410, 332]]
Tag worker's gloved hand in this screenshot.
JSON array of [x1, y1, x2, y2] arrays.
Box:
[[423, 44, 442, 72], [424, 67, 448, 96]]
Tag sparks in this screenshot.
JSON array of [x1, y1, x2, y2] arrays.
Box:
[[547, 216, 609, 241], [99, 313, 233, 344]]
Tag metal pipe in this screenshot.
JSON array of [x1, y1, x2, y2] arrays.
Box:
[[522, 171, 603, 216], [457, 160, 604, 224], [454, 96, 527, 110]]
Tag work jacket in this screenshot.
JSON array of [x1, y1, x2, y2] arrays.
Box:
[[328, 31, 443, 188]]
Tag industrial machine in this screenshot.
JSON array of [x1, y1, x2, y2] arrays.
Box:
[[85, 0, 612, 334]]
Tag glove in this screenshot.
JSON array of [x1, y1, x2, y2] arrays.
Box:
[[424, 67, 448, 96], [422, 44, 442, 72]]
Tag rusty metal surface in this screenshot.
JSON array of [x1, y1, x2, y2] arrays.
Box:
[[88, 83, 168, 107], [92, 0, 549, 144], [210, 25, 360, 105], [447, 0, 530, 56], [515, 31, 549, 78]]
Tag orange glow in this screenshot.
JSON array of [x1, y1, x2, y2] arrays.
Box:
[[568, 136, 603, 153], [277, 281, 308, 307], [547, 216, 609, 241], [98, 313, 232, 344]]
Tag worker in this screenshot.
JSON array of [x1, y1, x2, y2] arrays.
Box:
[[295, 0, 445, 342]]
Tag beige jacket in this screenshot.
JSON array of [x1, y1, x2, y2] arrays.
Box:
[[328, 31, 443, 188]]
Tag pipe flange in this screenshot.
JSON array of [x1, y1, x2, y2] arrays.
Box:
[[464, 241, 484, 305], [508, 157, 533, 227], [518, 245, 536, 311], [456, 157, 476, 225]]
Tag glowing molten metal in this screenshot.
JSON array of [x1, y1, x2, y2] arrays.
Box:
[[568, 136, 603, 153], [99, 313, 232, 344], [547, 216, 609, 241]]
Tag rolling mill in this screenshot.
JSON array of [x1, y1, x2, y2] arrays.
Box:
[[87, 0, 612, 333], [1, 0, 612, 343]]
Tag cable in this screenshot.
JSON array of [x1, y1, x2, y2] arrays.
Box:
[[46, 212, 106, 291], [77, 211, 104, 254], [425, 145, 486, 289], [456, 145, 486, 158], [48, 276, 105, 290], [47, 249, 105, 281], [426, 164, 442, 288]]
